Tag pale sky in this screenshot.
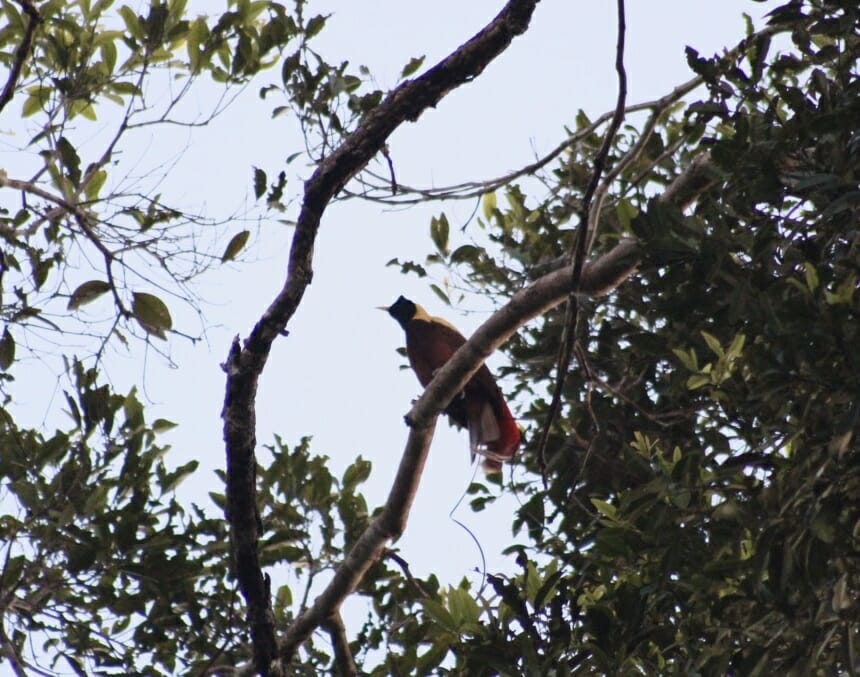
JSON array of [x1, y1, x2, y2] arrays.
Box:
[[3, 0, 782, 661]]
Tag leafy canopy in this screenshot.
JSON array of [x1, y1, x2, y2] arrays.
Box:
[[1, 0, 858, 675]]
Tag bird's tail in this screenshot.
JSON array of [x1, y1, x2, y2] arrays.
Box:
[[468, 400, 520, 473]]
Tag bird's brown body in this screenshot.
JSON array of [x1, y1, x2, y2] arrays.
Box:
[[383, 296, 519, 472]]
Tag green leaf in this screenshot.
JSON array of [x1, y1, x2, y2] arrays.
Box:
[[421, 598, 456, 631], [0, 328, 15, 370], [221, 230, 250, 262], [482, 191, 497, 221], [57, 137, 81, 187], [672, 347, 698, 372], [161, 460, 199, 493], [342, 456, 371, 491], [824, 274, 856, 305], [575, 109, 592, 129], [275, 584, 292, 610], [686, 373, 711, 390], [305, 14, 326, 39], [132, 292, 173, 339], [68, 280, 112, 310], [253, 167, 266, 199], [152, 418, 178, 433], [430, 284, 449, 305], [21, 86, 49, 117], [3, 556, 24, 587], [700, 331, 724, 358], [430, 213, 449, 255], [118, 6, 144, 42], [84, 169, 108, 201], [802, 262, 819, 292], [400, 55, 425, 79], [100, 39, 118, 73], [726, 333, 746, 360], [447, 587, 480, 628], [590, 498, 617, 520], [450, 244, 479, 264]]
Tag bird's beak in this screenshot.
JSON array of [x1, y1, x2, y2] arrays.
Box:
[[376, 305, 390, 312]]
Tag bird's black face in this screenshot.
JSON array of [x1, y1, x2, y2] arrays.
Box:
[[386, 295, 416, 328]]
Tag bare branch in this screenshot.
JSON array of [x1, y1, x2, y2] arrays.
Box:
[[0, 0, 40, 115], [340, 84, 695, 206], [658, 151, 716, 207], [323, 613, 357, 677], [0, 174, 131, 317], [221, 2, 541, 674]]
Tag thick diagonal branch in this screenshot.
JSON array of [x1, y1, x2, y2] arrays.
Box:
[[221, 2, 541, 674]]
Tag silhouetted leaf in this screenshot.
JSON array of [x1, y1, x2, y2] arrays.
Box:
[[68, 280, 111, 310], [0, 328, 14, 370], [132, 292, 172, 339], [221, 230, 250, 262]]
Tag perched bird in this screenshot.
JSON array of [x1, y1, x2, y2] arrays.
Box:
[[381, 295, 520, 472]]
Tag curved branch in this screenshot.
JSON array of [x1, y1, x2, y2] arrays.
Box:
[[341, 23, 783, 207], [221, 1, 541, 674]]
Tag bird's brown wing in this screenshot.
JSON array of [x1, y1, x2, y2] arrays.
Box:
[[405, 319, 470, 426], [405, 318, 519, 461]]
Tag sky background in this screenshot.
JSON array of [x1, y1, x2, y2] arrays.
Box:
[[3, 0, 783, 660]]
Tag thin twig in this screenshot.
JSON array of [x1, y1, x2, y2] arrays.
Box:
[[381, 145, 397, 195], [535, 0, 628, 484], [340, 24, 782, 208], [0, 0, 41, 115], [384, 550, 430, 598], [0, 174, 130, 316]]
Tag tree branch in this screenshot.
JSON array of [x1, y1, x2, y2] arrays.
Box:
[[221, 2, 542, 674], [0, 174, 130, 316], [341, 22, 782, 208], [536, 0, 627, 480], [270, 132, 713, 661], [275, 232, 639, 666], [322, 613, 357, 677], [0, 0, 40, 115]]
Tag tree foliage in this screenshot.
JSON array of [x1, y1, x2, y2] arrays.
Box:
[[388, 3, 860, 673], [1, 0, 858, 675]]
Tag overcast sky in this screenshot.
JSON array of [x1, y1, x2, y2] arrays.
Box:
[[6, 0, 783, 651]]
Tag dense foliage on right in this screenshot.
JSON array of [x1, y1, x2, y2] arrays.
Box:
[[388, 2, 860, 674]]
